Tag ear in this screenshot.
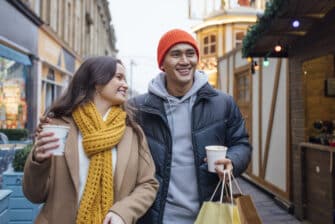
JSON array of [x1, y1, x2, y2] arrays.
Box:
[[160, 65, 165, 71]]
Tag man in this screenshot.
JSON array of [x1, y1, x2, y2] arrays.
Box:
[[131, 29, 251, 224]]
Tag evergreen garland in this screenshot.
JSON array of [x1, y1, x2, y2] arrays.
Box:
[[242, 0, 288, 57]]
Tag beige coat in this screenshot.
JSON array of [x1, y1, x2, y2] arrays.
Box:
[[23, 116, 158, 224]]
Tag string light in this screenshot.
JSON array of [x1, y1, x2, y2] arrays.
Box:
[[292, 20, 300, 28], [263, 57, 269, 67], [274, 44, 282, 52], [254, 61, 259, 71]]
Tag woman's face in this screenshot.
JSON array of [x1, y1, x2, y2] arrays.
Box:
[[97, 63, 128, 106]]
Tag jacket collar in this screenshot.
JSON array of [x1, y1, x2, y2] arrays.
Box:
[[142, 83, 218, 109], [196, 83, 218, 99]]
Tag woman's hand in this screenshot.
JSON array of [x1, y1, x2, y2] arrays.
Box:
[[33, 131, 59, 163], [103, 211, 125, 224], [35, 114, 54, 137]]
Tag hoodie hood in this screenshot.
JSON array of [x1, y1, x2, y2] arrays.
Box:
[[148, 70, 208, 102]]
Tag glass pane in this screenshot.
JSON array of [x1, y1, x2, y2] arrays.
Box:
[[245, 76, 249, 86], [245, 91, 250, 102], [210, 45, 216, 53], [210, 35, 216, 42], [204, 47, 208, 55], [204, 36, 209, 44], [0, 57, 27, 129]]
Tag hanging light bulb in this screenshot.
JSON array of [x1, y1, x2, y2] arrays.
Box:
[[254, 61, 259, 71], [274, 44, 282, 52], [263, 57, 269, 67], [247, 57, 252, 63], [292, 20, 300, 28]]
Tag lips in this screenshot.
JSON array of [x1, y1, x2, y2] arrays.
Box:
[[177, 68, 191, 76], [117, 89, 127, 97]]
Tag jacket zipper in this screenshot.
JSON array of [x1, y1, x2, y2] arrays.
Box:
[[138, 107, 173, 224]]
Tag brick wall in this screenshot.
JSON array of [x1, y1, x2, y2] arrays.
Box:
[[289, 56, 305, 219], [288, 8, 335, 220]]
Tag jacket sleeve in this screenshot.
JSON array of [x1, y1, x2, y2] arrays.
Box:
[[22, 146, 51, 203], [225, 96, 252, 177], [109, 134, 159, 224]]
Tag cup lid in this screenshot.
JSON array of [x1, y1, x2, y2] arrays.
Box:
[[43, 124, 70, 130], [205, 145, 227, 151]]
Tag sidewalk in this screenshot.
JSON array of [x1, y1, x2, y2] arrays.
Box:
[[236, 177, 303, 224]]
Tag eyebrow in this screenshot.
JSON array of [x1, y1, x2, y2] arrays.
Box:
[[170, 48, 195, 53]]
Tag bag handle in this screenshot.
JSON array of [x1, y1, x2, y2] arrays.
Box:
[[209, 170, 234, 204], [209, 171, 235, 223], [231, 173, 244, 195]]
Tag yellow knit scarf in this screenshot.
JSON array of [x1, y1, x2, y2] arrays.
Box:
[[72, 101, 126, 224]]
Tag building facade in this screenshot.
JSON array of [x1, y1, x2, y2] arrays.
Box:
[[0, 0, 117, 134], [191, 0, 266, 87]]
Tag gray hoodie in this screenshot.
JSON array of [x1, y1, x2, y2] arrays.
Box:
[[148, 71, 208, 224]]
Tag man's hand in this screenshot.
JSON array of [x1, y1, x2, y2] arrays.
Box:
[[214, 158, 233, 180]]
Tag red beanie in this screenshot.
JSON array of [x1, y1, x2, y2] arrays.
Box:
[[157, 29, 200, 69]]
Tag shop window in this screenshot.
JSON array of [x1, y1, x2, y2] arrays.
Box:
[[47, 68, 55, 81], [42, 79, 62, 113], [203, 34, 216, 56], [235, 31, 245, 48], [0, 57, 28, 129]]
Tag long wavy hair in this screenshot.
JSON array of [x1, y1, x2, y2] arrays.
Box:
[[47, 56, 143, 141]]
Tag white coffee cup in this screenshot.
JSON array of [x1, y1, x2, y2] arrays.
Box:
[[42, 125, 70, 156], [205, 145, 228, 173]]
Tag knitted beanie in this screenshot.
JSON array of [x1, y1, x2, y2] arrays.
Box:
[[157, 29, 200, 69]]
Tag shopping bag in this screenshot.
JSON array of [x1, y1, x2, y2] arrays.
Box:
[[195, 171, 241, 224], [234, 194, 262, 224], [231, 176, 262, 224], [194, 201, 240, 224]]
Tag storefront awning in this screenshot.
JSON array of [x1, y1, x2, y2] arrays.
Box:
[[0, 43, 32, 66], [242, 0, 335, 58]]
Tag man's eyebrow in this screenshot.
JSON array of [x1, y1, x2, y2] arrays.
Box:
[[169, 49, 182, 53]]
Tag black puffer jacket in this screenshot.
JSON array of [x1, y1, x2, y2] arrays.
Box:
[[131, 84, 251, 224]]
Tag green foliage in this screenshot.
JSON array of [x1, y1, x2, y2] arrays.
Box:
[[12, 144, 33, 172], [0, 128, 29, 141], [242, 0, 288, 57]]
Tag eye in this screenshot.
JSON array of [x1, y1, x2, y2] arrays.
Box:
[[170, 51, 181, 57], [186, 51, 195, 57], [115, 74, 122, 80]]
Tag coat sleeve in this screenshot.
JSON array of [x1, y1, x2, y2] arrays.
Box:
[[109, 134, 159, 224], [225, 96, 252, 177], [22, 146, 51, 203]]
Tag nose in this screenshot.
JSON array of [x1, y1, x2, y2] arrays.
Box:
[[122, 80, 128, 89], [179, 54, 189, 64]]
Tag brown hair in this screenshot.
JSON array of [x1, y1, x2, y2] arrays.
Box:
[[47, 56, 143, 141]]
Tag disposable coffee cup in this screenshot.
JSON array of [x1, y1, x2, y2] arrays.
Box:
[[205, 145, 227, 173], [42, 125, 70, 156]]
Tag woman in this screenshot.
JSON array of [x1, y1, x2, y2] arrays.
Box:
[[23, 56, 158, 224]]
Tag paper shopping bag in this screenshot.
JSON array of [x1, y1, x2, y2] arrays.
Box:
[[194, 201, 241, 224], [234, 194, 262, 224]]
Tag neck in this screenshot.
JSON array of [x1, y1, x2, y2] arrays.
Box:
[[93, 99, 110, 116], [166, 80, 193, 97]]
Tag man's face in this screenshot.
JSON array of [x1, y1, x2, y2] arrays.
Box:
[[161, 43, 198, 90]]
